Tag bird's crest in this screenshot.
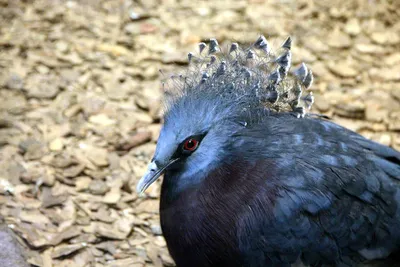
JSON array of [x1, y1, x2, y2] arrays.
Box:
[[161, 35, 314, 118]]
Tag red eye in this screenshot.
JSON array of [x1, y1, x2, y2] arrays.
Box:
[[183, 138, 199, 152]]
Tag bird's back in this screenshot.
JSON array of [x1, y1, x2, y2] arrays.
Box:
[[239, 114, 400, 266], [160, 114, 400, 267]]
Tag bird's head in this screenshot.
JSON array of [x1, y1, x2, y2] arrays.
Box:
[[136, 90, 248, 194], [136, 36, 315, 195]]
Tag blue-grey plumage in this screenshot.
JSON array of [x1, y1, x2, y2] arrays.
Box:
[[136, 36, 400, 267]]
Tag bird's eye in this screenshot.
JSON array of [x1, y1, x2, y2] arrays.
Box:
[[183, 138, 199, 152]]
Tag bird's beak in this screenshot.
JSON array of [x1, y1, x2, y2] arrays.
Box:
[[136, 158, 178, 194]]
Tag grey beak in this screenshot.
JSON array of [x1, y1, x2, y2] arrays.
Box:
[[136, 159, 178, 194]]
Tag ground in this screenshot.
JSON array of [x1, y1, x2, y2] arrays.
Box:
[[0, 0, 399, 266]]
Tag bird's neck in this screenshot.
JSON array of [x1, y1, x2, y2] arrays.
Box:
[[160, 159, 221, 204], [160, 169, 203, 206], [160, 158, 280, 213]]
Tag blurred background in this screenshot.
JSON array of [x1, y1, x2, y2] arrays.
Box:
[[0, 0, 399, 266]]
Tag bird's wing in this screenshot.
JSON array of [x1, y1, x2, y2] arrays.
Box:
[[239, 116, 400, 266]]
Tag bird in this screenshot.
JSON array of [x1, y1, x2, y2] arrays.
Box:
[[136, 35, 400, 267]]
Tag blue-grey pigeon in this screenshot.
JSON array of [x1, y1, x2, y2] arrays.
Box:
[[137, 36, 400, 267]]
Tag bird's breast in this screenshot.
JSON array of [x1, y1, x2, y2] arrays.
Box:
[[159, 160, 280, 266], [160, 186, 244, 267]]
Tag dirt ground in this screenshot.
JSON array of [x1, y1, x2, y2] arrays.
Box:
[[0, 0, 399, 266]]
